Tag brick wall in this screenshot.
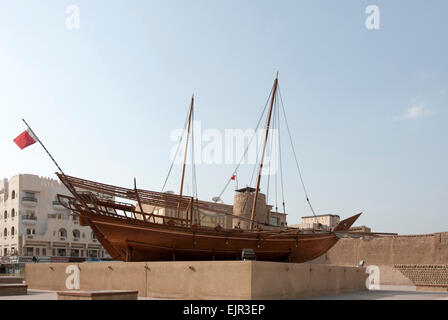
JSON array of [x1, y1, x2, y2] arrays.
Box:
[[394, 265, 448, 287]]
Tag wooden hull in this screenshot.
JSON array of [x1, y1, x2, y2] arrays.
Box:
[[81, 212, 361, 263], [55, 173, 362, 263]]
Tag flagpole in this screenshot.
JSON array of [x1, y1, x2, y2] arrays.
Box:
[[21, 119, 65, 175]]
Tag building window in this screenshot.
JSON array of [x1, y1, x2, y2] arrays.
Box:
[[72, 229, 80, 239], [269, 217, 279, 226], [91, 232, 97, 240], [11, 227, 15, 236], [22, 192, 37, 203], [26, 247, 34, 256], [3, 228, 7, 237], [57, 248, 66, 257], [11, 208, 15, 218], [4, 210, 7, 219], [42, 248, 46, 256], [88, 250, 98, 258], [58, 228, 67, 238], [35, 248, 40, 256], [24, 211, 36, 221], [26, 228, 35, 235], [11, 190, 15, 199]]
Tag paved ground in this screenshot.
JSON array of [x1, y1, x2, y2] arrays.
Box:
[[0, 290, 162, 300], [0, 290, 58, 300], [309, 290, 448, 300], [0, 289, 447, 300]]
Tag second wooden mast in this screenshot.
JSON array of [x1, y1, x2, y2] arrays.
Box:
[[250, 75, 279, 231], [177, 95, 194, 220]]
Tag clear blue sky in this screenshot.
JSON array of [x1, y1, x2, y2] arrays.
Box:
[[0, 1, 447, 234]]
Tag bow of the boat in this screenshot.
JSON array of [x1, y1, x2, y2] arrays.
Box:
[[332, 212, 362, 232]]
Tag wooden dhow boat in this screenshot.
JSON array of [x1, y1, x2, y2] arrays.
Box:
[[22, 74, 365, 263], [56, 173, 362, 262]]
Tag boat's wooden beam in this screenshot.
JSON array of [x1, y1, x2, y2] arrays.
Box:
[[177, 95, 194, 219], [250, 75, 279, 231], [59, 192, 284, 229], [134, 178, 146, 222]]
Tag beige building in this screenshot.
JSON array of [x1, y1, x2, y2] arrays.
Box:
[[0, 174, 111, 262], [290, 214, 341, 231], [349, 226, 371, 233], [146, 188, 287, 230]]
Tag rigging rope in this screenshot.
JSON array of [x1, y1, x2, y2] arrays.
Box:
[[216, 86, 274, 201], [160, 108, 191, 193], [225, 88, 275, 225], [191, 105, 198, 200], [277, 94, 286, 214], [191, 105, 200, 224], [151, 102, 191, 216], [211, 79, 317, 226], [265, 91, 277, 206], [274, 94, 279, 213], [278, 85, 317, 217]]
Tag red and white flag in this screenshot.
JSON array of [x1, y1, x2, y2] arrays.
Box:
[[13, 129, 37, 150]]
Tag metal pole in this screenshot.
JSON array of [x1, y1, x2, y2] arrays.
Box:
[[22, 119, 65, 175]]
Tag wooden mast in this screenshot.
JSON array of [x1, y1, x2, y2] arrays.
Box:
[[250, 74, 279, 231], [177, 95, 194, 220]]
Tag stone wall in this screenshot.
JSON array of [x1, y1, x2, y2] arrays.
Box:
[[25, 261, 367, 299], [311, 232, 448, 266]]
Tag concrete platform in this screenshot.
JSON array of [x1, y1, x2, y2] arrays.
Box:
[[57, 290, 138, 300], [0, 276, 25, 284], [0, 284, 28, 296], [25, 261, 368, 299]]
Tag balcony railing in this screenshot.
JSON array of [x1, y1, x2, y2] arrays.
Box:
[[48, 214, 68, 220], [52, 200, 68, 206], [22, 215, 37, 221], [52, 200, 69, 211], [22, 197, 37, 202]]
